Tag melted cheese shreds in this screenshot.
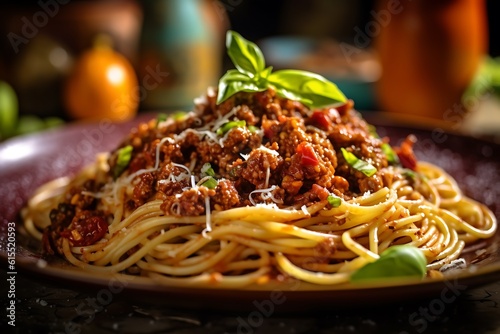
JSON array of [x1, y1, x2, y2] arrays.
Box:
[[212, 106, 240, 132], [264, 167, 270, 189], [249, 185, 282, 206], [201, 196, 213, 239], [257, 145, 279, 156]]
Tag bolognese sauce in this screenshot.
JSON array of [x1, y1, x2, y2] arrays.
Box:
[[43, 87, 413, 254]]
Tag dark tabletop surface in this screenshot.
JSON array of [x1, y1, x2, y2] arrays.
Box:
[[1, 266, 500, 334]]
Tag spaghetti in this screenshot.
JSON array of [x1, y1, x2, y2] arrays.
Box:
[[22, 86, 497, 288]]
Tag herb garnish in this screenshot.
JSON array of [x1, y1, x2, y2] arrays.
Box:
[[201, 177, 218, 189], [217, 31, 347, 109], [327, 195, 342, 207], [201, 163, 216, 177], [156, 113, 167, 127], [351, 245, 427, 282], [381, 143, 400, 164], [114, 145, 133, 179], [340, 148, 377, 177], [216, 120, 246, 136]]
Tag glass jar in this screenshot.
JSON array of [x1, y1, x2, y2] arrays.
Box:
[[137, 0, 222, 110], [375, 0, 488, 120]]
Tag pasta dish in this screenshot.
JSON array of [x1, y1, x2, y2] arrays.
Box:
[[22, 31, 497, 288]]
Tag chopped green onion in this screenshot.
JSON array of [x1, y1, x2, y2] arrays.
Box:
[[341, 148, 377, 177], [327, 195, 341, 207], [368, 125, 379, 138], [403, 169, 416, 180], [216, 120, 246, 136], [248, 125, 258, 133], [114, 145, 133, 179], [201, 163, 215, 177], [381, 143, 400, 164], [156, 113, 167, 127], [202, 177, 218, 189], [173, 111, 188, 121]]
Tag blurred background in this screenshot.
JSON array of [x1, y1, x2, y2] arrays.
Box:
[[1, 0, 499, 141]]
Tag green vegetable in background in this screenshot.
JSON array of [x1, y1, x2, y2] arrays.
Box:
[[217, 31, 347, 109], [463, 56, 500, 103], [0, 81, 19, 140], [0, 80, 65, 140], [350, 245, 427, 282]]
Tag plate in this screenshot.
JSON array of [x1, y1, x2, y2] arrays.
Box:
[[1, 113, 499, 312]]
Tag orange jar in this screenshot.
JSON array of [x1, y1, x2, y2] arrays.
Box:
[[375, 0, 488, 119]]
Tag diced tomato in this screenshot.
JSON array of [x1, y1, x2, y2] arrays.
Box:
[[310, 107, 341, 131], [311, 184, 329, 200], [296, 142, 319, 166], [311, 111, 331, 130], [262, 119, 279, 139], [395, 135, 418, 170], [61, 215, 108, 247], [335, 99, 355, 115]]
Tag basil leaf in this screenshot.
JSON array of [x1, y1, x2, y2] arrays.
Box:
[[201, 177, 218, 189], [114, 145, 133, 179], [268, 70, 347, 109], [327, 195, 341, 207], [217, 31, 347, 109], [216, 120, 246, 136], [341, 148, 377, 177], [381, 143, 400, 164], [351, 245, 427, 282], [217, 70, 266, 104], [226, 30, 265, 76], [259, 66, 273, 79]]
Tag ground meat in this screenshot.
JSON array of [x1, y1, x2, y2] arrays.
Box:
[[239, 144, 283, 188], [47, 87, 403, 254], [212, 179, 240, 210], [161, 187, 215, 216], [133, 173, 155, 207], [60, 211, 108, 247], [221, 127, 251, 154], [358, 173, 384, 194]]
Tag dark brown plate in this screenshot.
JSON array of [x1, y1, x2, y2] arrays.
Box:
[[1, 113, 499, 312]]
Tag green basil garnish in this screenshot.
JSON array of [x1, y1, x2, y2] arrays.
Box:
[[351, 245, 427, 282], [217, 31, 347, 109], [114, 145, 133, 179], [341, 148, 377, 177]]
